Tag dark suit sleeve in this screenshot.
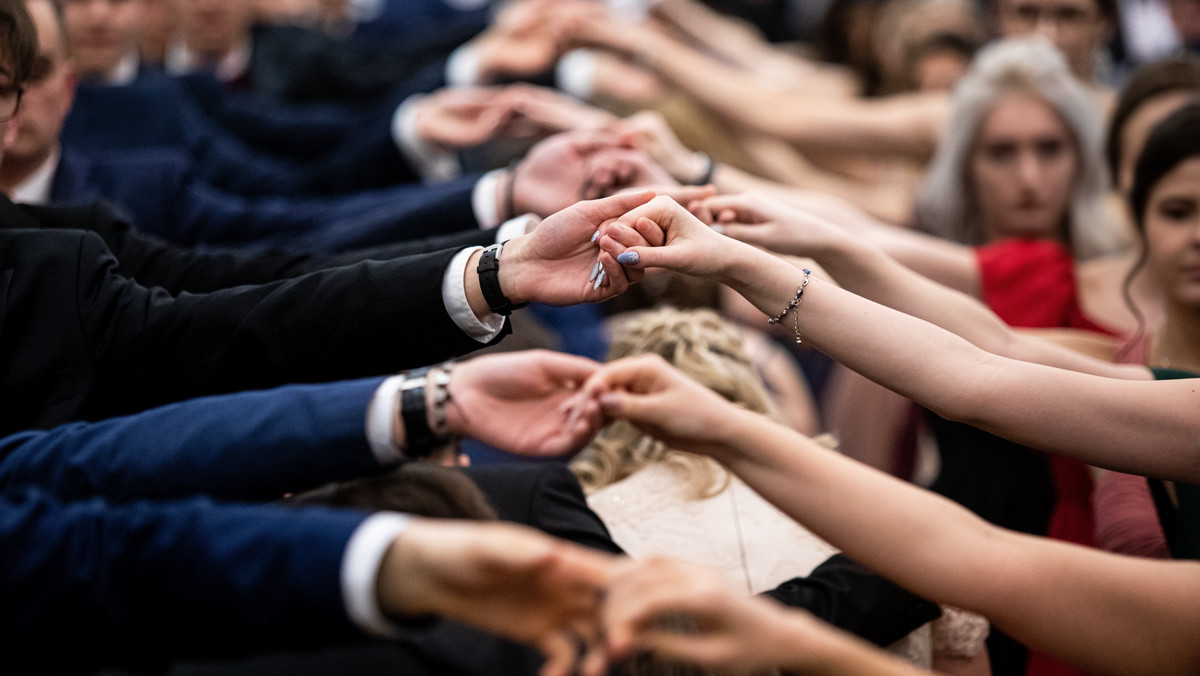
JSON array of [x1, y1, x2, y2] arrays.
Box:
[[31, 201, 492, 295], [68, 231, 505, 416], [467, 464, 624, 555], [761, 554, 942, 647], [176, 175, 483, 252], [0, 489, 368, 673], [0, 379, 388, 503]]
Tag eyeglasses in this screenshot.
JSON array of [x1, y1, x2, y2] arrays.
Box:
[[0, 86, 23, 123]]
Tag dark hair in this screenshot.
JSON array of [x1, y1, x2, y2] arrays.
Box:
[[1117, 102, 1200, 356], [1129, 103, 1200, 231], [0, 0, 37, 84], [1105, 58, 1200, 185], [287, 463, 498, 521]]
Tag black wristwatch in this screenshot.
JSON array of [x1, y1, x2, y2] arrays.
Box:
[[476, 243, 528, 316]]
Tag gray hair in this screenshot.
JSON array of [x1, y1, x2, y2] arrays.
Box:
[[915, 36, 1119, 260]]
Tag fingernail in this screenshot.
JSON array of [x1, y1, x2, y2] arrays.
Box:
[[616, 251, 639, 265], [589, 261, 601, 283], [711, 224, 724, 235], [590, 230, 601, 243], [593, 269, 606, 290]]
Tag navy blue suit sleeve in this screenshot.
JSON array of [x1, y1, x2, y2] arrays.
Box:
[[0, 378, 386, 503], [0, 489, 367, 673], [175, 174, 481, 251]]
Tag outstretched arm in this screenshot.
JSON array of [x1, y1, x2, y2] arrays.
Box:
[[696, 192, 1140, 379], [590, 355, 1200, 675], [605, 556, 928, 675], [559, 8, 946, 160], [595, 198, 1200, 482]]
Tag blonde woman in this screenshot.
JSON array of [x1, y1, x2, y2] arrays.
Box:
[[571, 308, 989, 672]]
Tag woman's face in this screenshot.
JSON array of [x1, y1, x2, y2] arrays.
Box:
[[970, 92, 1078, 241], [1143, 157, 1200, 308]]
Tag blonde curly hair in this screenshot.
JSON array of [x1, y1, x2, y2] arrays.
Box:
[[571, 308, 784, 500]]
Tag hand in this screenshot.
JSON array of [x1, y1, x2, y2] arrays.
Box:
[[695, 191, 851, 257], [471, 0, 567, 83], [595, 194, 734, 281], [614, 110, 711, 185], [582, 354, 750, 458], [412, 88, 511, 150], [605, 556, 823, 671], [511, 130, 674, 216], [378, 519, 616, 676], [501, 190, 657, 306], [446, 350, 605, 456], [493, 83, 619, 137]]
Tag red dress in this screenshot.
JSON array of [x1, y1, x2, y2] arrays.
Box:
[[976, 239, 1114, 676]]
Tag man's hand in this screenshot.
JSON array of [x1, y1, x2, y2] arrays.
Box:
[[378, 519, 616, 676], [445, 350, 605, 457], [412, 88, 511, 150], [492, 83, 620, 137], [500, 190, 656, 306]]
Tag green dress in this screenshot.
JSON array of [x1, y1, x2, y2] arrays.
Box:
[[1150, 368, 1200, 559]]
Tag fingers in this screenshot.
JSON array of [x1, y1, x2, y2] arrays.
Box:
[[580, 189, 657, 223], [529, 349, 602, 385], [698, 193, 757, 221]]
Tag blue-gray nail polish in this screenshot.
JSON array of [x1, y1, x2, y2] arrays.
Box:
[[589, 261, 601, 283], [593, 270, 606, 290], [590, 230, 601, 243], [617, 251, 640, 265]]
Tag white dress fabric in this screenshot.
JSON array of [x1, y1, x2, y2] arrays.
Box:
[[588, 463, 988, 667]]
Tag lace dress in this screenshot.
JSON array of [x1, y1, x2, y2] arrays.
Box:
[[588, 464, 988, 667]]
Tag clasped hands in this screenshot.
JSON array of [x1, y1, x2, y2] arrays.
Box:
[[384, 519, 810, 676]]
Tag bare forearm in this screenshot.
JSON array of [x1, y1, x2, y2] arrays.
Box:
[[712, 245, 1195, 478], [818, 237, 1146, 378], [710, 411, 1200, 676]]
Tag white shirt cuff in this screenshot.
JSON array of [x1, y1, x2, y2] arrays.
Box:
[[556, 49, 600, 101], [496, 215, 538, 243], [392, 95, 462, 183], [341, 512, 412, 638], [472, 169, 506, 229], [446, 42, 482, 87], [346, 0, 384, 21], [365, 375, 407, 464], [443, 246, 506, 343]]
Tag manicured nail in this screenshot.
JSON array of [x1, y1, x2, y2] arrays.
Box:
[[590, 230, 601, 243], [593, 270, 606, 290], [711, 224, 725, 235], [617, 251, 639, 265], [589, 261, 601, 283]]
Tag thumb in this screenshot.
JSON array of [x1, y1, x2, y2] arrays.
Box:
[[612, 244, 689, 273], [583, 190, 656, 222]]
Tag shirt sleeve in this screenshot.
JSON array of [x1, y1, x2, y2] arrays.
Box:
[[442, 246, 506, 342], [340, 511, 413, 637], [365, 375, 407, 464], [391, 95, 463, 182]]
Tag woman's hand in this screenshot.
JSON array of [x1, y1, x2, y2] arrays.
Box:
[[614, 111, 711, 186], [695, 191, 853, 258], [583, 354, 751, 458], [595, 194, 739, 281], [605, 556, 824, 671]]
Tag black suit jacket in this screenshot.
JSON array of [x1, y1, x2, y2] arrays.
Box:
[[0, 200, 506, 435]]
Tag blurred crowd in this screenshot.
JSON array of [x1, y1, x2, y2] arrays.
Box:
[[2, 0, 1200, 674]]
